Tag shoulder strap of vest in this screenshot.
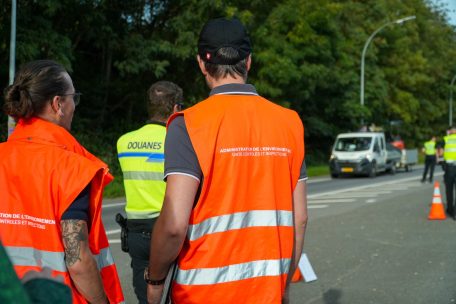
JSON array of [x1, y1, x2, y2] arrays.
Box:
[[167, 112, 184, 129]]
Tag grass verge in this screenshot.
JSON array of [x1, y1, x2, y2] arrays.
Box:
[[307, 164, 330, 177]]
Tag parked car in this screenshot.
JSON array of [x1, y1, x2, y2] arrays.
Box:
[[329, 132, 398, 178]]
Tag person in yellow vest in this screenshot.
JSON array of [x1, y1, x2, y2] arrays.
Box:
[[443, 127, 456, 220], [0, 60, 124, 303], [116, 81, 183, 304], [146, 18, 308, 304], [421, 136, 437, 183]]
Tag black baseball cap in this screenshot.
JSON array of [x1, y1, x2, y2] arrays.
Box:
[[198, 18, 251, 65]]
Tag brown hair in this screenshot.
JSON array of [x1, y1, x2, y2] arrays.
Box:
[[147, 81, 183, 120], [204, 47, 248, 81], [3, 60, 70, 120]]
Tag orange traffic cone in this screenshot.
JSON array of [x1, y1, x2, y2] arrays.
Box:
[[428, 181, 446, 220], [291, 268, 303, 282]]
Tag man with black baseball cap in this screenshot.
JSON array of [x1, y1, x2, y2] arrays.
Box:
[[147, 18, 308, 304], [198, 18, 252, 65]]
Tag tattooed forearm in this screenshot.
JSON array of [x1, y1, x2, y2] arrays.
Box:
[[61, 219, 88, 267]]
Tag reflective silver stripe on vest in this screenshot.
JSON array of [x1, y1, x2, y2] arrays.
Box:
[[94, 247, 116, 270], [5, 246, 67, 272], [175, 258, 291, 285], [187, 210, 293, 241], [126, 210, 160, 219], [5, 246, 116, 272], [123, 171, 164, 181], [444, 148, 456, 152]]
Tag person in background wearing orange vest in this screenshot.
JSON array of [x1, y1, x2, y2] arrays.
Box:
[[116, 81, 183, 304], [146, 18, 308, 304], [421, 136, 437, 183], [0, 60, 124, 303]]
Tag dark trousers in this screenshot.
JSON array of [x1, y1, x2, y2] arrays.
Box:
[[127, 218, 157, 304], [444, 164, 456, 216], [422, 155, 436, 182]]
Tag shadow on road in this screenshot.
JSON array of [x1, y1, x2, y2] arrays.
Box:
[[323, 288, 342, 304]]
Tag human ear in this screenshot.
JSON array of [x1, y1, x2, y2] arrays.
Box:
[[246, 55, 252, 72], [197, 55, 208, 76], [50, 96, 64, 117]]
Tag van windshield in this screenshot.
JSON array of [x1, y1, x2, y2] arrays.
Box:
[[335, 137, 372, 152]]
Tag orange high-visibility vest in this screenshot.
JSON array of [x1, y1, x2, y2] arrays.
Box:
[[0, 118, 124, 304], [168, 94, 305, 304]]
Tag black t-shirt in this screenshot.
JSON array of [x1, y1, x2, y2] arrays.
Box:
[[61, 184, 90, 221]]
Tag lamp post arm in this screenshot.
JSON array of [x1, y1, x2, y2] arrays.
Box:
[[359, 15, 415, 126], [360, 21, 395, 108]]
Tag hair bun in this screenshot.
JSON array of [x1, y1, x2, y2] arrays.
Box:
[[6, 84, 21, 103], [3, 84, 33, 119]]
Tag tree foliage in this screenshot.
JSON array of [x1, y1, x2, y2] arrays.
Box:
[[1, 0, 455, 192]]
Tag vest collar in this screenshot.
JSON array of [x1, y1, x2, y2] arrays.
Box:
[[9, 117, 101, 162], [209, 83, 258, 96]]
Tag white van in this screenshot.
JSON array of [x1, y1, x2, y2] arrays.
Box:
[[329, 132, 398, 178]]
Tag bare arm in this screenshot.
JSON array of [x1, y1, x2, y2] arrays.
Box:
[[284, 181, 308, 300], [147, 174, 200, 304], [292, 181, 308, 269], [61, 219, 107, 304]]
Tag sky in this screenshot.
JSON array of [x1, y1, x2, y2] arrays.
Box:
[[432, 0, 456, 25]]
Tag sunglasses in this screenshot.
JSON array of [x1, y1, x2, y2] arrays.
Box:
[[61, 92, 82, 106]]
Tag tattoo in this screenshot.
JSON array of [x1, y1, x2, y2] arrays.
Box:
[[61, 220, 88, 267]]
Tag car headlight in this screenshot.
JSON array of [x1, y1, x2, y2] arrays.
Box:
[[330, 154, 337, 161], [366, 154, 372, 161]]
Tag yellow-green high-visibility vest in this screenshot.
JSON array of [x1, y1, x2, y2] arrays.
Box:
[[117, 123, 166, 219], [444, 134, 456, 162], [424, 140, 436, 156]]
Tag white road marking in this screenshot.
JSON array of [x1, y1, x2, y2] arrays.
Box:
[[379, 187, 409, 191], [383, 184, 423, 190], [308, 205, 328, 209], [102, 202, 125, 209], [106, 229, 121, 235], [307, 177, 332, 184], [324, 193, 379, 198], [109, 239, 121, 244], [307, 172, 443, 199], [307, 172, 445, 210], [353, 190, 392, 194], [308, 199, 356, 204]]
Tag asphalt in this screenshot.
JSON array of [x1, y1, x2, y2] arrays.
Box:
[[290, 178, 456, 304]]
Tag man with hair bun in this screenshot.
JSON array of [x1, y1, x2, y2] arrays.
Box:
[[116, 80, 183, 304], [147, 18, 308, 304], [0, 59, 124, 304]]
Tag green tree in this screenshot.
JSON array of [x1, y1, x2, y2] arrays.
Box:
[[1, 0, 455, 190]]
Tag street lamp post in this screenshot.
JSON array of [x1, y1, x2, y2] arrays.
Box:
[[7, 0, 17, 137], [360, 15, 416, 124], [450, 74, 456, 127]]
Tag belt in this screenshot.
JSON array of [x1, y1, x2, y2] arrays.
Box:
[[127, 218, 157, 233]]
